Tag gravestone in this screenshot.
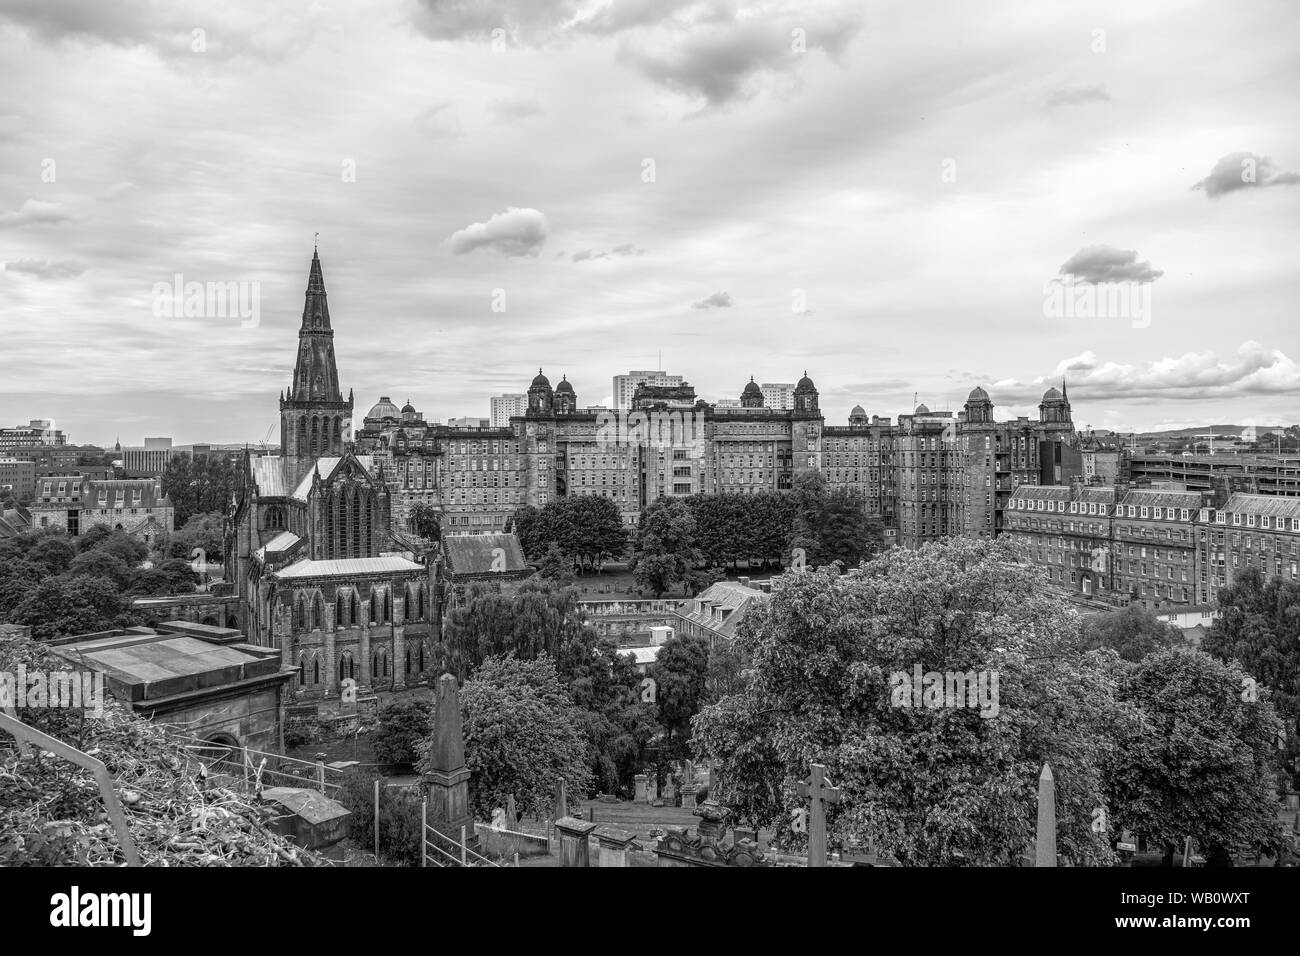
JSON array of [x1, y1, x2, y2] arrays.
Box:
[[555, 777, 568, 820], [796, 763, 841, 868], [634, 773, 648, 803], [555, 816, 597, 867], [1035, 763, 1056, 867], [594, 825, 637, 867], [506, 793, 517, 828], [491, 807, 507, 829], [681, 784, 700, 810]]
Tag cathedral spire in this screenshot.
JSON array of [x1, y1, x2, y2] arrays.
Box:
[[288, 247, 342, 403]]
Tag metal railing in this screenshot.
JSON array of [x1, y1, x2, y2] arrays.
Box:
[[420, 800, 508, 867]]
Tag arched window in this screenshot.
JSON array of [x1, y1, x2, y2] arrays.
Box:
[[370, 592, 379, 625], [405, 648, 411, 675], [333, 417, 342, 451], [310, 416, 320, 456], [385, 588, 392, 623], [312, 658, 320, 685], [296, 418, 307, 456], [312, 593, 324, 630], [298, 659, 304, 686], [418, 643, 424, 673], [336, 592, 347, 628], [349, 593, 358, 626], [372, 653, 378, 679]]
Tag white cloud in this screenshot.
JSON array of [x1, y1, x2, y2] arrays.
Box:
[[445, 207, 549, 256]]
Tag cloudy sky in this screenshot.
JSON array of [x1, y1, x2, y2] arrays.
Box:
[[1, 0, 1297, 446]]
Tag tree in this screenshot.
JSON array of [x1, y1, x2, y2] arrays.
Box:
[[787, 472, 884, 568], [161, 454, 239, 528], [534, 542, 575, 586], [67, 549, 134, 589], [509, 497, 627, 572], [441, 580, 591, 679], [1200, 567, 1300, 788], [408, 503, 441, 541], [1080, 605, 1183, 662], [650, 634, 710, 758], [425, 655, 593, 820], [373, 699, 434, 766], [1104, 647, 1288, 865], [10, 575, 140, 640], [630, 498, 701, 597], [27, 535, 76, 575], [693, 538, 1121, 865], [0, 559, 45, 618], [439, 580, 658, 793], [167, 511, 225, 564]]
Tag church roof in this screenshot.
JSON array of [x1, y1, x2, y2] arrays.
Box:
[[442, 532, 529, 576], [289, 455, 376, 502], [274, 555, 425, 580], [249, 455, 288, 497], [287, 249, 345, 405]]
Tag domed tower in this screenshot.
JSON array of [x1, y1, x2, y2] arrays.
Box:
[[794, 371, 819, 414], [367, 397, 400, 421], [964, 385, 994, 424], [914, 403, 931, 416], [528, 369, 554, 415], [849, 404, 868, 426], [401, 400, 419, 423], [1038, 381, 1072, 425], [740, 377, 764, 408], [555, 375, 576, 414], [281, 246, 354, 487]]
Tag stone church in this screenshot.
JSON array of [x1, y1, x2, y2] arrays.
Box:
[[227, 249, 438, 702]]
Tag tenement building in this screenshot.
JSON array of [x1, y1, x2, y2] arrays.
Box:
[[1002, 482, 1300, 610]]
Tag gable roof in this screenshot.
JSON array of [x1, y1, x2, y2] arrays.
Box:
[[289, 455, 376, 503], [249, 455, 287, 498], [441, 533, 529, 576], [675, 581, 768, 639]]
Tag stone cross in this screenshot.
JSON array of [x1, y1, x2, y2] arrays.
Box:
[[1035, 763, 1056, 867], [796, 763, 841, 867]]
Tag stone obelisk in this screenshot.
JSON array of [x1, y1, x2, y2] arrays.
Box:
[[1035, 763, 1056, 867], [423, 673, 477, 852]]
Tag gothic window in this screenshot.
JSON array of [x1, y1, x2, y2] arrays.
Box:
[[336, 592, 347, 628], [350, 486, 362, 558], [385, 588, 392, 622], [312, 592, 324, 630], [333, 417, 342, 451], [312, 658, 320, 685], [372, 653, 379, 679], [349, 594, 358, 626], [297, 418, 307, 455], [310, 416, 320, 456], [370, 591, 379, 624], [405, 648, 411, 675], [418, 644, 424, 673], [417, 586, 425, 621]]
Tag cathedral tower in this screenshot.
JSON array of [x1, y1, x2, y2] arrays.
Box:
[[281, 247, 354, 487]]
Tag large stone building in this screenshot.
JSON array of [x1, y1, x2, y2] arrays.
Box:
[[227, 250, 438, 703], [1004, 483, 1300, 609], [27, 475, 173, 543]]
